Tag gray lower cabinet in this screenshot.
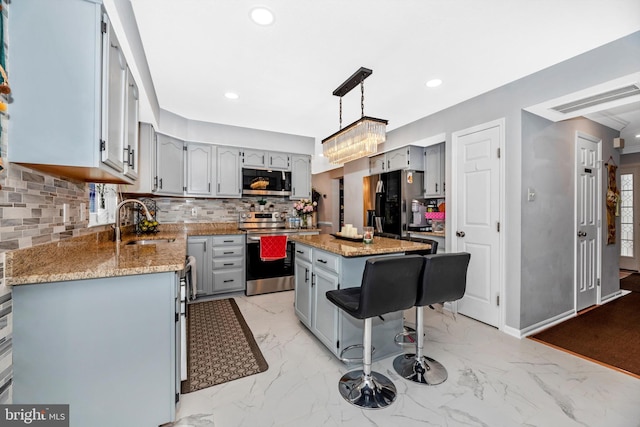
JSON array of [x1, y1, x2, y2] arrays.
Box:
[[293, 244, 403, 361], [12, 272, 180, 427], [211, 235, 245, 293], [188, 236, 212, 296], [188, 234, 245, 296]]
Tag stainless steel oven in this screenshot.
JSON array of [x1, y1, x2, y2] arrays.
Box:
[[240, 212, 301, 296]]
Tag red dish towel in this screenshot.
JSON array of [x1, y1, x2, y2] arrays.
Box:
[[260, 235, 288, 261]]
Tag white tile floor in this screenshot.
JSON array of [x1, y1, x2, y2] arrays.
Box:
[[171, 291, 640, 427]]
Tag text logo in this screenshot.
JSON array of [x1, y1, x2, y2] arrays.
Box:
[[0, 405, 69, 426]]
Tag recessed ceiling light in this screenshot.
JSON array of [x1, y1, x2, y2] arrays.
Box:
[[426, 79, 442, 88], [250, 7, 274, 26], [224, 92, 239, 100], [636, 133, 640, 139]]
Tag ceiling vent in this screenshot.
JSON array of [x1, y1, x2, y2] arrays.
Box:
[[551, 84, 640, 115], [524, 72, 640, 124]]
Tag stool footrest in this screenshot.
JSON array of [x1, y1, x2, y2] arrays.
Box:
[[394, 330, 417, 347], [339, 344, 376, 364]]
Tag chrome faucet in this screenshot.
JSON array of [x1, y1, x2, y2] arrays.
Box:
[[114, 199, 154, 243]]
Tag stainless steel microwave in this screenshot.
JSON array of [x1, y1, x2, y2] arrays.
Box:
[[242, 168, 292, 196]]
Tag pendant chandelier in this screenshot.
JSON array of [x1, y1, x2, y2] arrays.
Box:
[[322, 67, 388, 165]]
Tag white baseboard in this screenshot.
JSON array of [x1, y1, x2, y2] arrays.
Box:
[[519, 309, 576, 338]]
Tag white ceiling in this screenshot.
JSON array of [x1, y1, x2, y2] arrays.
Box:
[[129, 0, 640, 147]]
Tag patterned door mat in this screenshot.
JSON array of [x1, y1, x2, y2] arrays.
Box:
[[181, 298, 268, 393]]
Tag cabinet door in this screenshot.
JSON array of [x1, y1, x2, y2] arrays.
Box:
[[186, 143, 214, 196], [386, 148, 408, 172], [290, 155, 311, 200], [123, 68, 139, 180], [424, 144, 443, 197], [294, 258, 313, 328], [156, 135, 184, 195], [312, 267, 339, 353], [216, 148, 242, 197], [268, 153, 291, 171], [101, 21, 126, 173], [242, 149, 267, 168], [187, 237, 211, 296], [369, 154, 385, 175]]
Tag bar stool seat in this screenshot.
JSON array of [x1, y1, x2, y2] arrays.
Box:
[[393, 252, 470, 385], [326, 255, 425, 409]]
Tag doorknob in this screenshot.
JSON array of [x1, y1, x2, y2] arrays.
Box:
[[456, 231, 466, 238], [577, 231, 587, 237]]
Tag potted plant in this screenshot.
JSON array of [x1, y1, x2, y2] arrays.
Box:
[[258, 198, 268, 211]]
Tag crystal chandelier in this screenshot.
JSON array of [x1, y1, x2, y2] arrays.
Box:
[[322, 67, 388, 165]]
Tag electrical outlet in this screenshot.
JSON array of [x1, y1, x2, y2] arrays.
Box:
[[191, 207, 198, 217], [63, 203, 70, 223]]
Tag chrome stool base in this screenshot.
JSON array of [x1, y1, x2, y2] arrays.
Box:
[[392, 354, 448, 385], [338, 370, 397, 409]]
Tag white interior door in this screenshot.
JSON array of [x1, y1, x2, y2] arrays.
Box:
[[619, 168, 638, 271], [453, 120, 502, 328], [575, 133, 600, 312]]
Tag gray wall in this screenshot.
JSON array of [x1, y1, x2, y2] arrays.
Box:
[[341, 31, 640, 331], [520, 112, 620, 328]]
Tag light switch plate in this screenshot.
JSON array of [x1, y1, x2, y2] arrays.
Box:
[[63, 203, 70, 223], [527, 188, 536, 202]]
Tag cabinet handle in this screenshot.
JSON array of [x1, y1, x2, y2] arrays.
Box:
[[387, 160, 390, 169], [317, 259, 328, 264], [130, 149, 135, 168], [208, 183, 211, 193], [223, 251, 234, 255], [159, 178, 163, 189], [154, 176, 158, 190], [203, 241, 206, 252], [223, 263, 234, 266], [296, 250, 304, 254], [223, 240, 234, 243], [435, 183, 438, 192], [305, 268, 309, 283], [223, 279, 234, 283], [217, 183, 220, 193]]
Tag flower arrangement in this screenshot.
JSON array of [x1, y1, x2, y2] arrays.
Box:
[[293, 199, 317, 216]]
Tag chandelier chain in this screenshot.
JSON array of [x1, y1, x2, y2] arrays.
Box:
[[339, 97, 343, 129], [360, 80, 365, 117]]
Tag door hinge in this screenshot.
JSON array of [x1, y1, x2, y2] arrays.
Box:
[[496, 294, 500, 306], [597, 278, 601, 287], [100, 140, 106, 151], [183, 146, 187, 151], [175, 313, 179, 322], [497, 221, 500, 232], [497, 148, 501, 158], [183, 186, 187, 192], [337, 283, 340, 290], [175, 393, 179, 404], [101, 21, 107, 34]]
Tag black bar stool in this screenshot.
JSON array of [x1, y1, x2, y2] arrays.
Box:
[[393, 252, 470, 385], [326, 255, 425, 409]]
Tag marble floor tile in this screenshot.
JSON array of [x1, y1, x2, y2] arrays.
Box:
[[171, 291, 640, 427]]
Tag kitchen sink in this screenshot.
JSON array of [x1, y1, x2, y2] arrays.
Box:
[[126, 238, 176, 246]]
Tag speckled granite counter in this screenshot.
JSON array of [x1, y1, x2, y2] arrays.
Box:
[[5, 223, 242, 286], [289, 234, 431, 257]]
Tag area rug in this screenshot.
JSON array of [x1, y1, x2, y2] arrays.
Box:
[[181, 298, 268, 393], [530, 292, 640, 378], [620, 272, 640, 293]]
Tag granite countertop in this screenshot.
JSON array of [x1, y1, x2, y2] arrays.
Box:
[[289, 234, 432, 257], [5, 223, 242, 286]]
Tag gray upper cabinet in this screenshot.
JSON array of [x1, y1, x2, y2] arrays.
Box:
[[101, 19, 126, 174], [424, 143, 445, 198], [268, 152, 290, 170], [291, 155, 311, 200], [9, 0, 136, 184], [124, 123, 156, 194], [216, 148, 242, 197], [242, 149, 291, 171], [369, 154, 386, 174], [242, 149, 267, 168], [185, 143, 215, 196], [386, 146, 424, 171], [123, 68, 139, 180], [156, 134, 185, 196]]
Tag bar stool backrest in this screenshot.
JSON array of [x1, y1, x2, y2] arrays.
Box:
[[417, 253, 471, 307], [353, 255, 425, 319]]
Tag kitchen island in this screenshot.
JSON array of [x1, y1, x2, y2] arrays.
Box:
[[289, 234, 431, 361]]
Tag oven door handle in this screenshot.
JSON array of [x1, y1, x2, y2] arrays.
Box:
[[247, 236, 261, 242]]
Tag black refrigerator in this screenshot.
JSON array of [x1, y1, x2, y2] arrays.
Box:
[[363, 170, 425, 238]]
